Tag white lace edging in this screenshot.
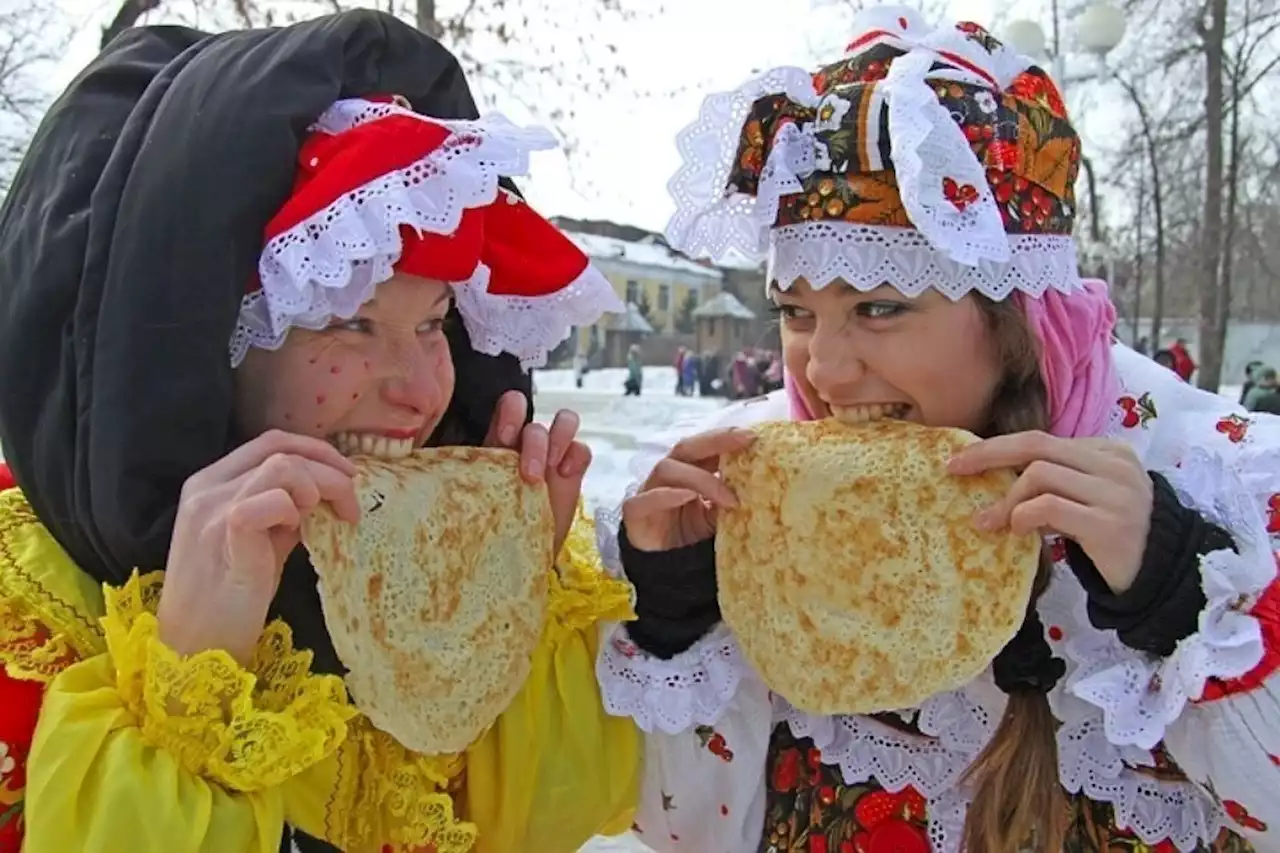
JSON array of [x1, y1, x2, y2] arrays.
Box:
[[1064, 442, 1274, 753], [596, 622, 746, 734], [664, 66, 820, 263], [453, 262, 623, 369], [230, 111, 557, 366], [769, 221, 1081, 299], [1040, 565, 1228, 850]]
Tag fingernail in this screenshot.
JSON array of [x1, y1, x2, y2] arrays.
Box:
[[526, 457, 544, 479], [500, 425, 518, 445]]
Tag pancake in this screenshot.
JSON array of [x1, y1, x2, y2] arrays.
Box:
[[717, 418, 1040, 715], [302, 446, 553, 754]]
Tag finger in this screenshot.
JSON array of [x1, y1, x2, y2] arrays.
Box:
[[1007, 493, 1100, 539], [546, 446, 588, 557], [622, 487, 702, 524], [225, 488, 303, 538], [518, 422, 549, 482], [189, 430, 358, 490], [546, 410, 581, 471], [647, 457, 739, 506], [482, 390, 529, 448], [667, 428, 757, 466], [975, 460, 1105, 532], [235, 455, 360, 524], [948, 431, 1113, 477], [557, 440, 592, 479]]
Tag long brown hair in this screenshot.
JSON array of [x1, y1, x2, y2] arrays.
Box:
[[961, 295, 1067, 853]]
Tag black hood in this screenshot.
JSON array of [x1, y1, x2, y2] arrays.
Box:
[[0, 11, 531, 676]]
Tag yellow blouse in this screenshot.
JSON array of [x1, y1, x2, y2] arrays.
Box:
[[0, 489, 639, 853]]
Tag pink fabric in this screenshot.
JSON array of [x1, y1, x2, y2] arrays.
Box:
[[782, 279, 1120, 438], [1015, 278, 1119, 439]]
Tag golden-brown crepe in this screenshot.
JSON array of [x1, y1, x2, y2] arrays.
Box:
[[301, 446, 554, 754], [717, 418, 1040, 715]]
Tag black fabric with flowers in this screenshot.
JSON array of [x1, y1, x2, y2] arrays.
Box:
[[724, 21, 1080, 237], [759, 724, 1253, 853]]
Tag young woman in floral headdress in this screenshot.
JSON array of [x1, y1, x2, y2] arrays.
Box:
[[595, 7, 1279, 853], [0, 11, 640, 853]]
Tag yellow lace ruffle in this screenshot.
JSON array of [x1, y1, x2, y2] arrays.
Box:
[[0, 490, 105, 681], [102, 571, 357, 792], [547, 507, 636, 639], [325, 718, 477, 853]]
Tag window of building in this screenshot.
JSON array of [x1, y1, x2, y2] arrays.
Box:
[[625, 280, 640, 304], [658, 284, 670, 311]]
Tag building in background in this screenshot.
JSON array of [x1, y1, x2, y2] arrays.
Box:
[[552, 216, 771, 368]]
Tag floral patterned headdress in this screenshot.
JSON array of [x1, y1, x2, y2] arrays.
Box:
[[665, 6, 1083, 301]]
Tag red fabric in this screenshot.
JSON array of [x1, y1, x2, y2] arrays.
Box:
[[1169, 342, 1196, 382], [1200, 574, 1280, 701], [0, 465, 12, 493], [254, 107, 592, 303], [0, 669, 43, 852]]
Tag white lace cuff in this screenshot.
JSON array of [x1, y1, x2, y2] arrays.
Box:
[[1041, 566, 1228, 850], [1064, 440, 1275, 752], [596, 623, 747, 734]]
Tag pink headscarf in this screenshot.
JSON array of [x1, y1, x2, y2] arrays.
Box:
[[784, 278, 1120, 439]]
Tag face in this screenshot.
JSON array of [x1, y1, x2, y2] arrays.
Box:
[[773, 279, 1004, 432], [234, 273, 456, 458]]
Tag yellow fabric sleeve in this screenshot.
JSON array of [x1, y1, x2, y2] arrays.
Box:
[[22, 570, 357, 853], [463, 510, 641, 853]]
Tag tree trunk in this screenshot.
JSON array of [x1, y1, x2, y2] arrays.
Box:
[[102, 0, 161, 49], [1133, 155, 1145, 346], [416, 0, 444, 38], [1217, 60, 1245, 378], [1118, 76, 1167, 350], [1197, 0, 1228, 391]]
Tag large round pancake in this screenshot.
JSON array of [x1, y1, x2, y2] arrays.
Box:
[[302, 446, 553, 755], [717, 419, 1040, 716]]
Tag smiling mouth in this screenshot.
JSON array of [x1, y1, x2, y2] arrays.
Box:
[[331, 432, 418, 459], [830, 403, 911, 424]]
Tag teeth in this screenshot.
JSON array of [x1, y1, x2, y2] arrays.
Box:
[[832, 404, 909, 424], [332, 432, 416, 459]]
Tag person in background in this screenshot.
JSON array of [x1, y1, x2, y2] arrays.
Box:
[[1243, 366, 1278, 411], [625, 344, 644, 396], [1239, 360, 1264, 406], [1169, 337, 1197, 382], [682, 350, 702, 397], [1135, 336, 1150, 356], [674, 347, 688, 395], [1153, 348, 1180, 376]]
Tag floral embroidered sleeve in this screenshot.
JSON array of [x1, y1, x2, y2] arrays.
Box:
[[593, 399, 788, 853], [1050, 359, 1280, 847]]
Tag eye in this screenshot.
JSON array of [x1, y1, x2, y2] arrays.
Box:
[[416, 317, 448, 336], [328, 317, 372, 334], [856, 301, 907, 319], [768, 303, 813, 320]]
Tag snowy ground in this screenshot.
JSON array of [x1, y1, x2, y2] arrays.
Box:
[[532, 366, 728, 518]]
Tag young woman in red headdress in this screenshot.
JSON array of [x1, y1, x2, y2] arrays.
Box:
[[0, 11, 639, 853]]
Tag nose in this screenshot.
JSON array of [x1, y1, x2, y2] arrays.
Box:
[[804, 319, 865, 402], [379, 336, 447, 417]]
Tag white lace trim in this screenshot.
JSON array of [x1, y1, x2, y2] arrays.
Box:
[[880, 47, 1011, 267], [1065, 441, 1273, 753], [662, 57, 1083, 303], [769, 221, 1081, 299], [596, 623, 747, 734], [230, 107, 562, 366], [664, 66, 822, 261], [1040, 563, 1228, 850], [453, 262, 623, 369]]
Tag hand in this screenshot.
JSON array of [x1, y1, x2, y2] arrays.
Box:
[[483, 390, 591, 558], [621, 428, 756, 552], [157, 431, 362, 664], [947, 430, 1153, 594]]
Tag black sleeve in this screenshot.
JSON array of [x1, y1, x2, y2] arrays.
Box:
[[619, 523, 721, 660], [1066, 471, 1234, 657]]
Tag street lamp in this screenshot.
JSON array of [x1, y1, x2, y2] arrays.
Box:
[[1002, 3, 1128, 287], [1003, 3, 1127, 88]]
